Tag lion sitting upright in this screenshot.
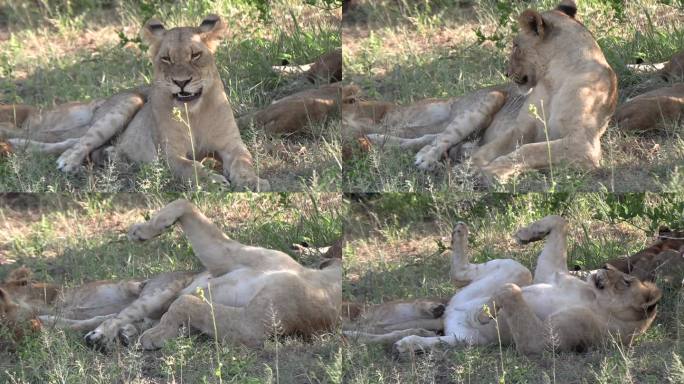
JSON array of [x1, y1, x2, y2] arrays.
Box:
[[0, 15, 269, 191], [345, 1, 617, 182]]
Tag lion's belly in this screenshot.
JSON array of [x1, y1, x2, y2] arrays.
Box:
[[115, 103, 157, 163], [520, 283, 594, 320], [181, 268, 297, 308]]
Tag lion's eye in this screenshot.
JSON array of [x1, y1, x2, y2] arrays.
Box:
[[191, 52, 201, 61], [161, 56, 172, 64]]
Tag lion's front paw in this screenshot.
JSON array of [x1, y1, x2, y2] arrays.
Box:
[[393, 335, 424, 355], [84, 329, 115, 352], [127, 222, 160, 242], [414, 146, 442, 172], [57, 147, 86, 173]]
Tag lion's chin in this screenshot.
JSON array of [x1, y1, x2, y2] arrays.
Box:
[[173, 89, 203, 104]]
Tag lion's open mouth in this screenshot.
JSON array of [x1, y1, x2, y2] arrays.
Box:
[[173, 89, 202, 103]]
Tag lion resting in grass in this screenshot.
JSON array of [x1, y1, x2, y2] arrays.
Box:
[[616, 50, 684, 131], [0, 15, 269, 191], [0, 199, 341, 351], [341, 299, 447, 346], [237, 83, 357, 135], [345, 1, 617, 182], [347, 216, 661, 356]]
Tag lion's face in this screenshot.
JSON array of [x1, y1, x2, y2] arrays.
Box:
[[591, 267, 662, 323], [141, 15, 227, 110], [506, 1, 579, 88], [0, 268, 59, 327]]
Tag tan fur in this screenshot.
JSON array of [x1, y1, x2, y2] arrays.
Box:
[[614, 83, 684, 131], [1, 200, 340, 351], [345, 1, 617, 181], [0, 267, 143, 349], [342, 299, 447, 345], [238, 83, 357, 135], [356, 218, 661, 356], [0, 15, 269, 191], [271, 49, 342, 83]]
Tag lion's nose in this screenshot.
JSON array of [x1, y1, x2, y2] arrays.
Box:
[[173, 78, 192, 90]]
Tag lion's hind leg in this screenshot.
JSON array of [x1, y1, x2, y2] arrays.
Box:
[[343, 328, 438, 346], [83, 274, 192, 350], [514, 215, 569, 284], [450, 222, 532, 295], [492, 284, 602, 355], [139, 294, 269, 350], [7, 138, 81, 154], [57, 91, 145, 173]]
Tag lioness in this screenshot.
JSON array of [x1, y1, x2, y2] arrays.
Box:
[[347, 216, 661, 356], [0, 15, 269, 191], [616, 49, 684, 132], [0, 199, 341, 351], [345, 1, 617, 182], [341, 299, 447, 346]]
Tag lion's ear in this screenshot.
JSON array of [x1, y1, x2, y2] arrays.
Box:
[[141, 18, 166, 54], [642, 283, 662, 312], [519, 9, 545, 39], [556, 1, 577, 19], [198, 14, 227, 52], [7, 267, 31, 285]]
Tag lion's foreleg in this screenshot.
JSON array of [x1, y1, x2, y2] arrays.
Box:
[[128, 199, 247, 276], [449, 222, 532, 293], [414, 91, 506, 172], [139, 294, 267, 350], [478, 136, 598, 182], [56, 92, 145, 173], [7, 138, 80, 154], [514, 215, 569, 283], [219, 143, 270, 191], [343, 328, 438, 345], [38, 314, 116, 331], [492, 284, 547, 355], [167, 153, 230, 187], [83, 280, 186, 348]]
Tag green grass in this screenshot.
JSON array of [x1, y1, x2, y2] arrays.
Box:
[[343, 192, 684, 383], [0, 0, 342, 192], [342, 0, 684, 193], [0, 192, 344, 383]]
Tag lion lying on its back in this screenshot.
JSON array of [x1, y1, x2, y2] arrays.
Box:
[[1, 200, 341, 351], [0, 15, 269, 190], [345, 217, 661, 356], [345, 0, 617, 182]]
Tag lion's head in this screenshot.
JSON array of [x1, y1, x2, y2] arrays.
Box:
[[141, 14, 227, 110], [0, 268, 59, 326], [591, 266, 662, 327], [506, 1, 591, 89]]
